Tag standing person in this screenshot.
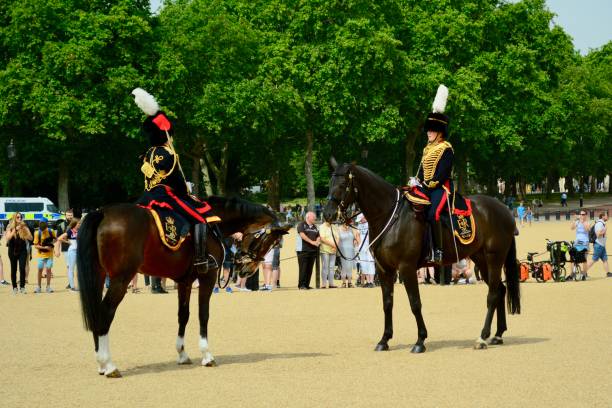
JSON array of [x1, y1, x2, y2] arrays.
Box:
[[560, 192, 568, 207], [525, 206, 533, 226], [0, 221, 8, 285], [587, 213, 609, 277], [273, 237, 282, 288], [54, 218, 80, 291], [568, 210, 590, 280], [516, 201, 526, 227], [215, 233, 241, 293], [337, 219, 360, 288], [318, 219, 338, 289], [296, 211, 320, 290], [57, 209, 74, 288], [356, 214, 375, 288], [32, 219, 57, 293], [4, 212, 33, 293]]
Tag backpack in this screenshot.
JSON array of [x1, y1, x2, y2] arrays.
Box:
[[37, 228, 56, 252], [588, 221, 602, 244]]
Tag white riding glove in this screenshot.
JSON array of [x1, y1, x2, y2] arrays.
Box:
[[408, 177, 422, 188]]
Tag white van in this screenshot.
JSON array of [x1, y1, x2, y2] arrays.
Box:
[[0, 197, 64, 227]]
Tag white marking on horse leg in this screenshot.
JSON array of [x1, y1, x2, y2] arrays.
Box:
[[199, 336, 215, 366], [97, 334, 118, 375], [474, 337, 488, 350], [176, 336, 191, 364]]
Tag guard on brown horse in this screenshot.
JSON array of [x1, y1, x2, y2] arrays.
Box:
[[132, 88, 215, 266], [409, 85, 454, 264]]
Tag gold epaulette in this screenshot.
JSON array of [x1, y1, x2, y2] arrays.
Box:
[[421, 141, 453, 184]]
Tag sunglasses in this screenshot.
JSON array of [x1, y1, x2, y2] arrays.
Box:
[[15, 216, 22, 219], [579, 213, 586, 216]]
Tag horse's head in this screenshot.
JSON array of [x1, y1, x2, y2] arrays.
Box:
[[234, 223, 291, 278], [324, 157, 357, 223]]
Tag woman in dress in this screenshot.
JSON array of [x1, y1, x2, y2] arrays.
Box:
[[337, 219, 360, 288]]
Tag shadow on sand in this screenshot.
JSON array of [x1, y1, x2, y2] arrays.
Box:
[[390, 336, 549, 352], [123, 352, 330, 376]]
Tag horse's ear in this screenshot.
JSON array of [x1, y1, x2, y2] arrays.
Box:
[[329, 156, 338, 171]]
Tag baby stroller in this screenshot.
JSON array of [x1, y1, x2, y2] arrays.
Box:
[[545, 240, 570, 282]]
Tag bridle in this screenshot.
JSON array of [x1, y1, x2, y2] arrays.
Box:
[[328, 167, 402, 261], [327, 170, 359, 224], [235, 228, 280, 266]]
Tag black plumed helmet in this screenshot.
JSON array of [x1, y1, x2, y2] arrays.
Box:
[[423, 85, 450, 137]]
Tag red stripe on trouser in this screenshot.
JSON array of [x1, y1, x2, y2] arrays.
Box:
[[164, 186, 206, 223], [435, 190, 447, 221]]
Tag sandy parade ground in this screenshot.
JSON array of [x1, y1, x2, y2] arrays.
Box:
[[1, 218, 611, 407]]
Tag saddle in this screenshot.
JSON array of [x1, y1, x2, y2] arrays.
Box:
[[403, 186, 476, 245], [141, 206, 221, 251]]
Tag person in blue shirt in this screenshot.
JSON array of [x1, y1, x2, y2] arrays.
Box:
[[516, 202, 526, 227]]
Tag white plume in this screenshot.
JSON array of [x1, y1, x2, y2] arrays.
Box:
[[131, 88, 159, 116], [432, 84, 448, 114]]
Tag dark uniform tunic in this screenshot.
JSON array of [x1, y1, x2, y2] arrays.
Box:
[[136, 144, 211, 234], [417, 140, 454, 222]]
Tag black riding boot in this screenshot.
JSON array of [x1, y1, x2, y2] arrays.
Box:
[[432, 220, 444, 265], [151, 277, 167, 294], [193, 223, 207, 266]]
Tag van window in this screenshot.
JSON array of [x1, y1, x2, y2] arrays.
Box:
[[6, 202, 44, 212], [46, 205, 59, 213]]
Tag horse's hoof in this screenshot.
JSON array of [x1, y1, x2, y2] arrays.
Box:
[[489, 336, 504, 345], [105, 369, 122, 378], [178, 358, 192, 365], [374, 343, 389, 351], [474, 341, 488, 350], [98, 371, 105, 376], [204, 359, 217, 367], [410, 344, 426, 353]]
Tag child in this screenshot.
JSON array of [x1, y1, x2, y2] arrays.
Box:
[[33, 219, 57, 293], [526, 206, 533, 226]]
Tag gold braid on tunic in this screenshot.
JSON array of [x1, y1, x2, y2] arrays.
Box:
[[421, 141, 453, 188], [141, 146, 178, 191]]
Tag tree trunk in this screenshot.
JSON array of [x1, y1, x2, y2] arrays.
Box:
[[200, 158, 214, 197], [518, 179, 527, 200], [589, 175, 596, 195], [486, 177, 497, 197], [203, 141, 229, 196], [305, 129, 315, 211], [267, 169, 280, 211], [404, 128, 419, 184], [58, 161, 70, 211], [509, 177, 518, 198], [190, 156, 201, 197], [565, 175, 574, 196]]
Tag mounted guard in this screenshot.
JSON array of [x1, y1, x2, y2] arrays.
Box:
[[132, 88, 218, 266], [409, 85, 454, 264]]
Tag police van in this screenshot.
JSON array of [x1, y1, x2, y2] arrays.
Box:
[[0, 197, 65, 228]]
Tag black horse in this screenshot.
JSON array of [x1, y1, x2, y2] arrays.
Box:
[[77, 196, 289, 377], [324, 160, 520, 353]]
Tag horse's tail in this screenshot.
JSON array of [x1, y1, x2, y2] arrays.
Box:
[[77, 210, 105, 333], [504, 237, 521, 315]]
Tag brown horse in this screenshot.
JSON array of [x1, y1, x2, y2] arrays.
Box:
[[77, 196, 289, 377], [324, 161, 520, 353]]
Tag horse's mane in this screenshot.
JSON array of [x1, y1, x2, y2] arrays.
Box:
[[207, 196, 277, 221]]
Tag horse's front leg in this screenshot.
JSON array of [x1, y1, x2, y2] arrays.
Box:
[[176, 274, 195, 365], [198, 269, 217, 366], [400, 265, 428, 353], [375, 268, 397, 351]]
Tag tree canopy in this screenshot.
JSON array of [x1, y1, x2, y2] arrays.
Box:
[[0, 0, 609, 210]]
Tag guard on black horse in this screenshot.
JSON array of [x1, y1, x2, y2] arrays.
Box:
[[132, 88, 215, 267], [410, 85, 454, 265]]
